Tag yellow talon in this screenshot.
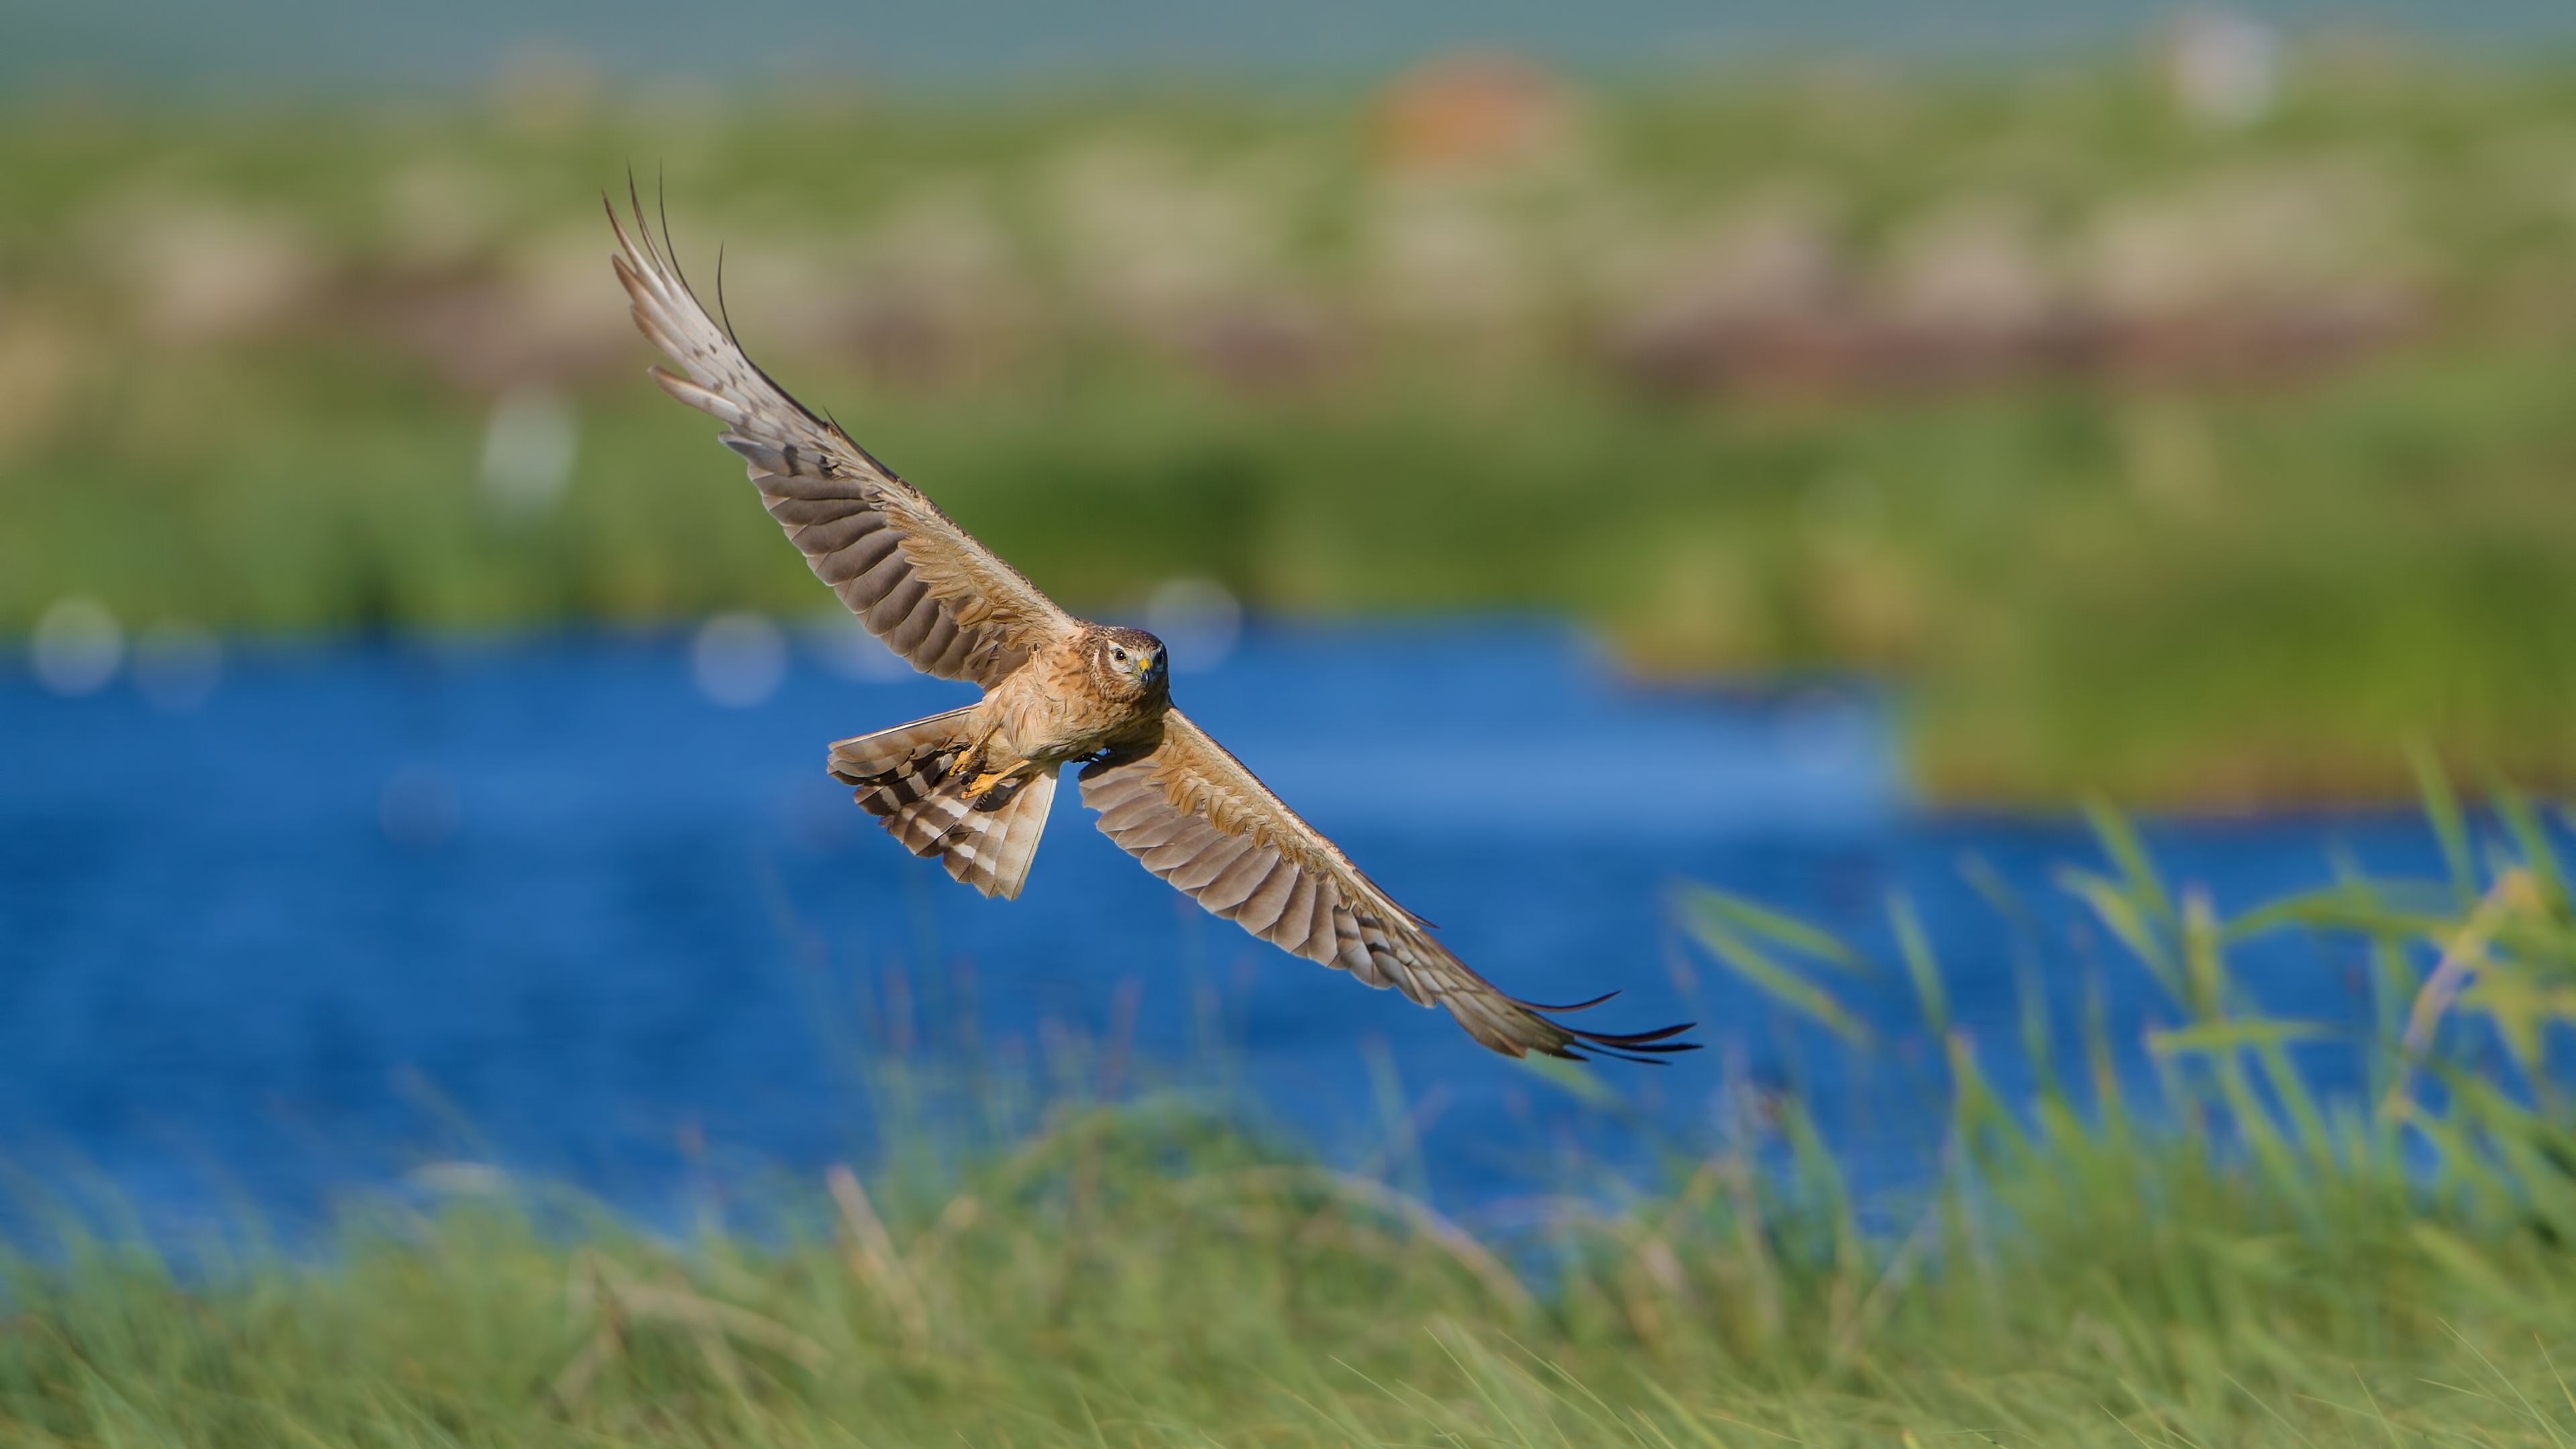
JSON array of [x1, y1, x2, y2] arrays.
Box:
[[962, 769, 1011, 799]]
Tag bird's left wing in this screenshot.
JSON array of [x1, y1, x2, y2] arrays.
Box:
[[609, 196, 1073, 688], [1080, 710, 1699, 1063]]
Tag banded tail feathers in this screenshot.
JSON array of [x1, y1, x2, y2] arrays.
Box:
[[829, 709, 1059, 900]]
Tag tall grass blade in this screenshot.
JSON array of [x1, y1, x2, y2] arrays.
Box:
[[1674, 887, 1871, 1044], [2411, 742, 2479, 908], [1674, 887, 1870, 976], [1886, 890, 1949, 1040]]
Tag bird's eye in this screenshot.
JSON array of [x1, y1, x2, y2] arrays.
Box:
[[1112, 647, 1128, 663]]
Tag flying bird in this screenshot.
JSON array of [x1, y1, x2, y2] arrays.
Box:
[[608, 198, 1696, 1063]]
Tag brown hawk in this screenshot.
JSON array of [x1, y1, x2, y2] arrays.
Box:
[[609, 198, 1695, 1063]]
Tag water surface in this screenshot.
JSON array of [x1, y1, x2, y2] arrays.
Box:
[[3, 620, 2445, 1227]]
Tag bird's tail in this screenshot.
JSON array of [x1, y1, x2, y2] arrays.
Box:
[[828, 708, 1059, 900]]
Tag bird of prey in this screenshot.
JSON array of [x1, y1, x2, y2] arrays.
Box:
[[608, 199, 1695, 1063]]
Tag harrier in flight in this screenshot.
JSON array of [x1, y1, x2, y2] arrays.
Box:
[[609, 199, 1695, 1063]]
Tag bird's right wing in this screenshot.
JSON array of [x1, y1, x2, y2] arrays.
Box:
[[1080, 710, 1699, 1063], [610, 195, 1073, 687]]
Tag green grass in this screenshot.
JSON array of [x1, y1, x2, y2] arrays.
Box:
[[9, 61, 2576, 798], [9, 784, 2576, 1446]]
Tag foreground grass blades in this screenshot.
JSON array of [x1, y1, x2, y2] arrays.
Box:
[[17, 1120, 2576, 1446], [9, 782, 2576, 1445]]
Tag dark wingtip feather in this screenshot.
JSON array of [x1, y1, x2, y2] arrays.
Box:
[[1511, 988, 1622, 1014], [625, 172, 658, 268], [1527, 1009, 1701, 1066], [655, 164, 676, 270], [1578, 1020, 1699, 1046], [714, 243, 740, 347]]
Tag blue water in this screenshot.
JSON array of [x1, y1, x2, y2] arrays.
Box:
[[3, 620, 2451, 1231]]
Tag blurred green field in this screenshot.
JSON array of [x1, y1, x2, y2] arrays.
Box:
[[9, 792, 2576, 1446], [7, 56, 2576, 800]]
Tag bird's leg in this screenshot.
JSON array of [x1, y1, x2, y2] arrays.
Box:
[[945, 726, 998, 785], [950, 730, 1021, 801], [961, 762, 1024, 801]]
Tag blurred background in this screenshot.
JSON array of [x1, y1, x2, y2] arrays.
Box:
[[11, 1, 2576, 798], [4, 1, 2575, 1219]]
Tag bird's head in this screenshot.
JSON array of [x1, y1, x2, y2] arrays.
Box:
[[1093, 626, 1169, 701]]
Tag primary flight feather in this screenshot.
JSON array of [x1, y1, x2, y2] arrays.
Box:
[[608, 196, 1697, 1063]]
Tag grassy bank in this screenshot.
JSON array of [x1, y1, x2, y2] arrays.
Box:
[[7, 790, 2576, 1445], [7, 61, 2576, 798]]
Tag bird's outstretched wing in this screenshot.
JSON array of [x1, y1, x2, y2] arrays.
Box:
[[609, 195, 1073, 686], [1080, 710, 1699, 1062]]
